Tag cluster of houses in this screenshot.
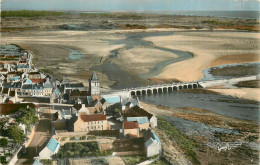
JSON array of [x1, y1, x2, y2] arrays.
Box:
[[41, 71, 162, 160], [0, 45, 162, 164]]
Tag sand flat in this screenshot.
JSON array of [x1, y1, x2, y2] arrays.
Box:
[[144, 32, 260, 82], [209, 88, 260, 102]]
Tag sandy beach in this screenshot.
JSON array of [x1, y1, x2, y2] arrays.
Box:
[[144, 32, 260, 82]]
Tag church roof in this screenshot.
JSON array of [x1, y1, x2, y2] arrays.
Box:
[[91, 71, 98, 80]]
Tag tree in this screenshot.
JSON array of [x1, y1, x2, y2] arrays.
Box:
[[0, 138, 8, 155], [0, 138, 8, 147], [16, 107, 38, 131], [7, 125, 25, 144], [0, 156, 7, 164]]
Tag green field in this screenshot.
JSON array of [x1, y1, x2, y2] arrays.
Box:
[[1, 10, 70, 17]]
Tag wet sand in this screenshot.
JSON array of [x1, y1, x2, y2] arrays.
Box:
[[144, 32, 259, 82]]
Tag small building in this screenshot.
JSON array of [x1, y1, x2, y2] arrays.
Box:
[[131, 106, 157, 128], [126, 117, 149, 130], [74, 114, 109, 132], [144, 130, 161, 157], [71, 102, 90, 116], [123, 121, 139, 138], [39, 137, 60, 159], [28, 72, 41, 79], [102, 95, 121, 105]]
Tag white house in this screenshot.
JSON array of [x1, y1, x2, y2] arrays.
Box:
[[39, 137, 60, 159], [145, 131, 161, 157]]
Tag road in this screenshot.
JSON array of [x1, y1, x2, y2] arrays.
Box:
[[15, 108, 52, 165]]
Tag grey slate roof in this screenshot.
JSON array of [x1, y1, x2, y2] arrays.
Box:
[[91, 71, 98, 80]]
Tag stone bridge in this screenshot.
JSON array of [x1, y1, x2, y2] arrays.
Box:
[[103, 75, 259, 98], [129, 82, 201, 96]]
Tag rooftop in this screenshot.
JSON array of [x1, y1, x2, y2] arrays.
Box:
[[132, 105, 153, 120], [81, 114, 106, 122], [46, 137, 60, 153], [123, 121, 139, 129], [127, 117, 149, 125], [102, 96, 120, 104]]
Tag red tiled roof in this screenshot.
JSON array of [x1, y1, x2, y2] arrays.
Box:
[[9, 91, 15, 97], [0, 68, 7, 72], [19, 61, 27, 63], [81, 114, 106, 122], [7, 71, 22, 75], [123, 121, 139, 129], [29, 72, 40, 75], [30, 79, 45, 83], [6, 100, 14, 104]]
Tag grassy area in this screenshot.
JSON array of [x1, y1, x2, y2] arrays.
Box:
[[39, 68, 53, 75], [202, 20, 233, 26], [217, 98, 259, 105], [54, 142, 112, 158], [178, 89, 220, 95], [122, 155, 147, 165], [235, 80, 260, 88], [150, 158, 171, 165], [209, 64, 259, 77], [157, 116, 200, 165], [1, 10, 70, 17]]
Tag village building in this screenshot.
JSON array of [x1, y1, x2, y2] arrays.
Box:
[[123, 121, 139, 138], [74, 114, 109, 132], [144, 129, 161, 157], [63, 83, 85, 94], [126, 117, 150, 130], [69, 90, 89, 104], [28, 72, 41, 79], [71, 99, 90, 116], [131, 106, 157, 128], [17, 64, 30, 73], [7, 71, 24, 83], [39, 137, 60, 159]]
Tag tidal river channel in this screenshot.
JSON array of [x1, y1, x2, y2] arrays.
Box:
[[95, 31, 259, 122]]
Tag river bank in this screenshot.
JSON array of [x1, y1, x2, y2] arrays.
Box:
[[140, 101, 259, 164]]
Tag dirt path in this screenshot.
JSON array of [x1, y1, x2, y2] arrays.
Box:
[[15, 111, 52, 165]]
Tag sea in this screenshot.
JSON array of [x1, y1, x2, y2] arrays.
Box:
[[79, 10, 259, 19]]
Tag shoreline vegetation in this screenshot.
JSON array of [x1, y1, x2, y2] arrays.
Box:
[[1, 10, 259, 32]]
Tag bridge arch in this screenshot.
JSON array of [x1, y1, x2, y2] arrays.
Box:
[[188, 84, 192, 89], [153, 88, 158, 94], [163, 87, 168, 93], [193, 84, 198, 89], [183, 85, 188, 89], [179, 86, 183, 90], [131, 91, 136, 96], [158, 88, 163, 93], [173, 86, 178, 91], [142, 90, 147, 95], [136, 90, 141, 96], [147, 89, 152, 94], [168, 87, 173, 92]]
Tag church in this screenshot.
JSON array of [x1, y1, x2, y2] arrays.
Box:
[[89, 71, 100, 96]]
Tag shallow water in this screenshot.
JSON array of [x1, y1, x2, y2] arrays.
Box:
[[139, 92, 259, 121], [95, 31, 194, 88]]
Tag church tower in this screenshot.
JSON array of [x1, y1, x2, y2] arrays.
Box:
[[89, 71, 100, 95]]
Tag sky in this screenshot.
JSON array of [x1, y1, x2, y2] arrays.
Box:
[[1, 0, 259, 11]]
